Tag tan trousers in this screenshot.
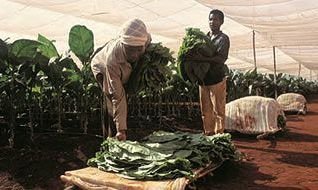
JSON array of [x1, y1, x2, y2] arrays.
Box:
[[199, 78, 227, 135]]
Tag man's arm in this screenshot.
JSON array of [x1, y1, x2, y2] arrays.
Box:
[[185, 35, 230, 64], [209, 55, 228, 65], [185, 53, 227, 64], [211, 35, 230, 65], [91, 48, 107, 88], [106, 63, 128, 140]]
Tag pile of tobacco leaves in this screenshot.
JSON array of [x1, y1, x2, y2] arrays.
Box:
[[88, 131, 240, 180], [125, 43, 174, 95], [177, 28, 217, 84]]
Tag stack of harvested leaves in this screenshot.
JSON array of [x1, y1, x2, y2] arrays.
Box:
[[177, 28, 216, 84], [125, 43, 174, 95], [88, 131, 240, 180]]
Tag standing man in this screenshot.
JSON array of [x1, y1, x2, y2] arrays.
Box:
[[199, 9, 230, 135], [91, 18, 151, 141]]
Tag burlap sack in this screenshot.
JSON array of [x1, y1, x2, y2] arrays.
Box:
[[277, 93, 307, 114], [225, 96, 284, 134], [61, 163, 221, 190]]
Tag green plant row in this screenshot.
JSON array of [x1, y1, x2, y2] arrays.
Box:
[[1, 26, 318, 147]]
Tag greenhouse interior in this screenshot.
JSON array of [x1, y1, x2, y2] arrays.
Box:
[[1, 0, 318, 189]]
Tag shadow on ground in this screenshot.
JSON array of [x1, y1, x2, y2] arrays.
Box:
[[237, 145, 318, 168], [192, 161, 283, 190]]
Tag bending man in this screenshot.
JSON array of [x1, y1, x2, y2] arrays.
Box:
[[91, 18, 151, 141]]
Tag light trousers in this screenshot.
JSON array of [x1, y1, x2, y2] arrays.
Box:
[[199, 78, 227, 135]]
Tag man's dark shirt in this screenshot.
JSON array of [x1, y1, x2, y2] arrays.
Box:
[[199, 31, 230, 86]]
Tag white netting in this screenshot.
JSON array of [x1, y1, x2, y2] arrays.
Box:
[[197, 0, 318, 80], [1, 0, 318, 80]]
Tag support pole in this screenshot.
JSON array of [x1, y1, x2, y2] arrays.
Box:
[[298, 63, 301, 77], [253, 30, 257, 71], [273, 46, 277, 99]]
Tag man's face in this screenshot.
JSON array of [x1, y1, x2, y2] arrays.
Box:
[[123, 44, 144, 63], [209, 14, 223, 32]]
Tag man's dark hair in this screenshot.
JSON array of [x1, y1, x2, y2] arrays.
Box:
[[209, 9, 224, 22]]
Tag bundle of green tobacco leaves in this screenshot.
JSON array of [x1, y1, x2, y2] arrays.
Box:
[[177, 28, 217, 84], [125, 43, 175, 95], [88, 131, 240, 180]]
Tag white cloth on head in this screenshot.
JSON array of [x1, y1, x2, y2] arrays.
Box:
[[119, 18, 150, 46]]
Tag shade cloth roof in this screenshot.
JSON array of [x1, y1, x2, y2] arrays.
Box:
[[1, 0, 317, 80]]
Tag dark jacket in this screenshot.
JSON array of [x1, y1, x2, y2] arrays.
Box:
[[199, 31, 230, 86]]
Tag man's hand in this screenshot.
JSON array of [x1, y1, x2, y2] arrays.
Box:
[[116, 130, 127, 141]]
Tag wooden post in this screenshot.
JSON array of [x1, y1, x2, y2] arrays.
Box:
[[273, 46, 277, 99], [298, 63, 301, 77], [253, 30, 257, 71]]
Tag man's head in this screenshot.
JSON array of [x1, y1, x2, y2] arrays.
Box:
[[209, 9, 224, 33], [119, 18, 150, 63], [122, 44, 144, 63]]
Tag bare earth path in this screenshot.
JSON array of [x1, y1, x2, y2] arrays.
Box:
[[196, 97, 318, 190]]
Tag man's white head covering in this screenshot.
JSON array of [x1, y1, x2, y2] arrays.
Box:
[[119, 18, 150, 47]]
